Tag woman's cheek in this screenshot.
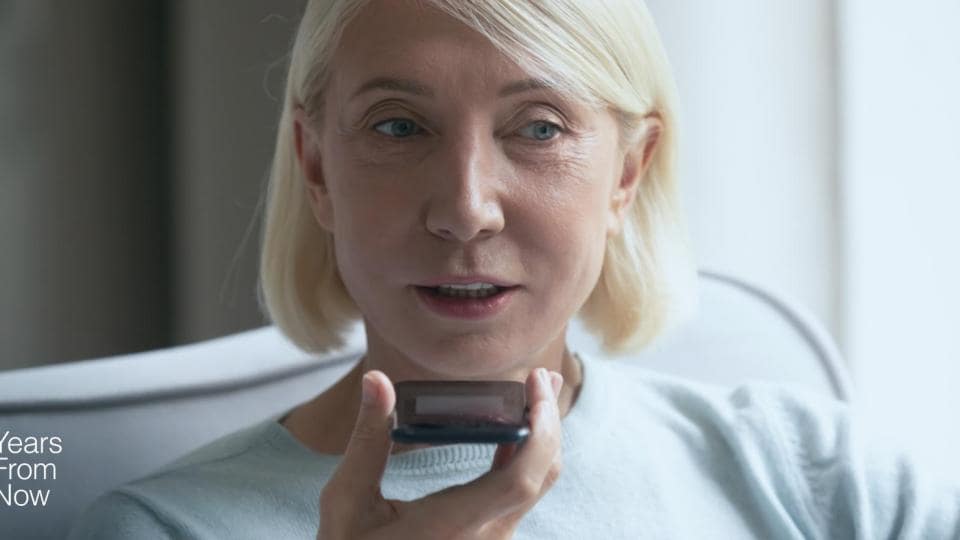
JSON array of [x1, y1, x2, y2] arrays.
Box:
[[344, 188, 413, 236], [345, 137, 434, 170], [509, 161, 597, 220], [506, 137, 595, 182]]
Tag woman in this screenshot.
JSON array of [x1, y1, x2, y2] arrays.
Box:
[[70, 0, 958, 538]]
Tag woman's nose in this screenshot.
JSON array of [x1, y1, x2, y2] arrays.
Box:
[[424, 133, 505, 243]]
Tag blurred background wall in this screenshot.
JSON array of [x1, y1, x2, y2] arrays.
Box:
[[1, 1, 174, 370], [1, 0, 958, 447], [1, 0, 304, 370]]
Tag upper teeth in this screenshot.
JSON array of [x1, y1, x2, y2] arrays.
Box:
[[437, 283, 498, 290]]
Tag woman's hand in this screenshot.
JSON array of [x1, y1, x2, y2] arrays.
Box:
[[316, 367, 564, 540]]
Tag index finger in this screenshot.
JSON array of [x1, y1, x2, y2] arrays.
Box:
[[491, 368, 562, 470], [499, 367, 563, 483]]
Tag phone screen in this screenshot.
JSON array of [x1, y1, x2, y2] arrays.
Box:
[[391, 380, 529, 444]]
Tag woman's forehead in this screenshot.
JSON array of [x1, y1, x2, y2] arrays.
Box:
[[347, 77, 554, 101], [335, 0, 491, 59], [331, 6, 535, 95]]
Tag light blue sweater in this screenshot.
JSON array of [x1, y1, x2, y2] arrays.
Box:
[[68, 351, 959, 539]]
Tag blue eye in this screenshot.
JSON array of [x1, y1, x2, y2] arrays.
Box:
[[519, 120, 562, 141], [373, 118, 422, 138]]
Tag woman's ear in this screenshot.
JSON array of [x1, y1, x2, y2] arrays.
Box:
[[293, 106, 335, 232], [606, 113, 663, 238]]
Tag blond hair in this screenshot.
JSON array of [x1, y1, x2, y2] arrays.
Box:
[[259, 0, 698, 356]]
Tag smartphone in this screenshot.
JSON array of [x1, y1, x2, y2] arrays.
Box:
[[391, 380, 530, 445]]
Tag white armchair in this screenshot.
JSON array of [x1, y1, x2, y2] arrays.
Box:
[[0, 270, 851, 539]]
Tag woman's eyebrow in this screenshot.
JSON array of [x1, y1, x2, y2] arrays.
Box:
[[348, 77, 553, 101], [499, 78, 554, 97], [350, 77, 433, 100]]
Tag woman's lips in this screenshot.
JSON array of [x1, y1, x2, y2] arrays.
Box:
[[413, 285, 519, 320], [415, 275, 518, 288]]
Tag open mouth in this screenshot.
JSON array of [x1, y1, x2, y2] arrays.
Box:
[[413, 285, 520, 319], [415, 285, 518, 300]]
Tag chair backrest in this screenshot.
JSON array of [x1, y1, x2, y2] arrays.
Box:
[[0, 270, 851, 539]]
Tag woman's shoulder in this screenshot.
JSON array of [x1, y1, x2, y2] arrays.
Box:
[[67, 490, 173, 539], [156, 414, 283, 472], [581, 352, 960, 537], [67, 415, 327, 539], [577, 350, 853, 486], [578, 349, 846, 425]]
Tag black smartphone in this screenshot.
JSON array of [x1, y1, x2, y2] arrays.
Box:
[[391, 380, 530, 445]]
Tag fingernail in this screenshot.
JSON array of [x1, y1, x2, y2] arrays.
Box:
[[550, 372, 563, 398], [537, 368, 551, 395], [361, 372, 377, 405]]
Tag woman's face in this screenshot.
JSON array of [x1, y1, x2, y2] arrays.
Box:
[[297, 0, 654, 378]]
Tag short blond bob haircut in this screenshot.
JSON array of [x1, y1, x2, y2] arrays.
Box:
[[259, 0, 698, 357]]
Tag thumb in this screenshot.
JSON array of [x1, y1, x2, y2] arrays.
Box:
[[332, 370, 396, 499]]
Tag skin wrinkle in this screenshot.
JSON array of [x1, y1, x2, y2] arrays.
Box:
[[336, 97, 601, 227], [339, 82, 594, 148], [284, 0, 660, 455], [319, 4, 617, 378]]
